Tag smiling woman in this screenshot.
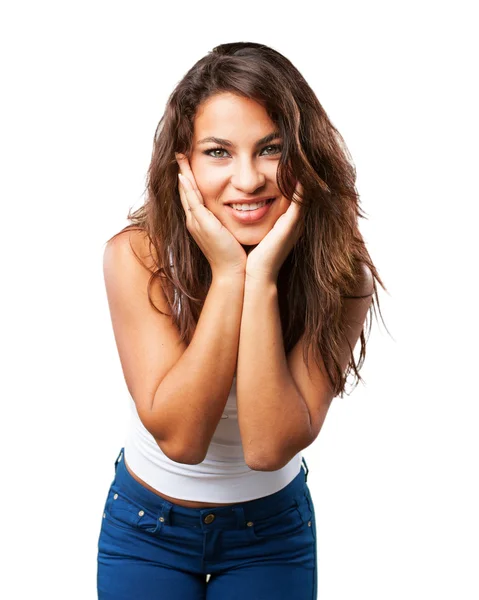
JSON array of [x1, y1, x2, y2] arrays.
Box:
[[190, 95, 289, 237], [97, 41, 388, 600]]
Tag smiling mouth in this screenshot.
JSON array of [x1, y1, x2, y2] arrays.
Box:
[[225, 197, 277, 224], [228, 198, 275, 211]]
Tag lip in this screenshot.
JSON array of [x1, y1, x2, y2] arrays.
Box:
[[224, 196, 274, 205], [225, 197, 277, 224]]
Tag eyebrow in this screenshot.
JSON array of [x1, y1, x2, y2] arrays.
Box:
[[197, 131, 282, 147]]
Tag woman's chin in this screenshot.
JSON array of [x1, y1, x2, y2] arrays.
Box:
[[233, 230, 268, 248]]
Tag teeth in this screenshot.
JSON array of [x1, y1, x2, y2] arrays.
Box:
[[230, 199, 271, 211]]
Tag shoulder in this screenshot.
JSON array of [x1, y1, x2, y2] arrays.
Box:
[[104, 227, 161, 275], [103, 227, 170, 314], [342, 262, 374, 299]]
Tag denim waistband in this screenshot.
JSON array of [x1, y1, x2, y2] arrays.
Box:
[[110, 447, 310, 530]]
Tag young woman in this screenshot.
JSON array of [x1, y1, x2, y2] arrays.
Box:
[[97, 41, 386, 599]]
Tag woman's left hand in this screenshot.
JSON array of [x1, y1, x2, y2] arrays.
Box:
[[246, 181, 305, 283]]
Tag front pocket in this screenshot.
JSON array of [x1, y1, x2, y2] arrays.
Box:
[[103, 486, 159, 533], [249, 496, 313, 541]]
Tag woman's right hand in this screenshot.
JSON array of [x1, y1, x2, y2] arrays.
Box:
[[176, 153, 247, 279]]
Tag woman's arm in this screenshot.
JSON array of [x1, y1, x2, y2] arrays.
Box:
[[236, 275, 312, 471], [103, 230, 245, 466], [150, 273, 245, 464], [237, 265, 374, 472]]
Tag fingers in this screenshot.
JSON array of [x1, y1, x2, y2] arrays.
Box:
[[279, 184, 304, 245], [176, 153, 208, 223], [176, 154, 202, 202], [285, 188, 303, 223], [175, 154, 199, 191], [292, 179, 305, 225], [292, 180, 304, 202], [177, 173, 191, 216], [294, 181, 304, 198]]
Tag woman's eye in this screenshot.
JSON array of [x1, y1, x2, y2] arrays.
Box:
[[205, 147, 229, 158], [262, 144, 282, 155], [203, 144, 282, 159]]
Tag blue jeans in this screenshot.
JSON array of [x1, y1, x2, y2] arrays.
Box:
[[97, 448, 317, 599]]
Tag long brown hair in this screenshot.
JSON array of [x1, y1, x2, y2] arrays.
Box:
[[107, 41, 389, 398]]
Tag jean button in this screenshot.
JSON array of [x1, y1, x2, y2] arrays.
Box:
[[204, 514, 215, 524]]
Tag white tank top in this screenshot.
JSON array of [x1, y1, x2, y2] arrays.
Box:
[[122, 248, 302, 502]]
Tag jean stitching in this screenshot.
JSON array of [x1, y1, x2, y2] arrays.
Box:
[[105, 485, 161, 531]]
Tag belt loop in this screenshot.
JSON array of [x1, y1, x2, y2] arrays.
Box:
[[301, 456, 309, 483], [233, 505, 247, 528], [114, 448, 124, 472], [159, 501, 173, 525]]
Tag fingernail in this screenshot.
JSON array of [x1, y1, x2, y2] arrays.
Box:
[[175, 153, 185, 161]]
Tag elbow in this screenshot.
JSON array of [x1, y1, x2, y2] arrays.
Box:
[[156, 438, 206, 466], [245, 451, 288, 472], [246, 459, 279, 472], [171, 452, 206, 466], [246, 439, 312, 472], [140, 411, 207, 465]]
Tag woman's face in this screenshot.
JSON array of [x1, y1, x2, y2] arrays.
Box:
[[189, 92, 290, 248]]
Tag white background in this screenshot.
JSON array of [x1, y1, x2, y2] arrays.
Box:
[[1, 1, 477, 598]]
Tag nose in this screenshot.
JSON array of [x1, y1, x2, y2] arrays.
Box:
[[230, 157, 266, 194]]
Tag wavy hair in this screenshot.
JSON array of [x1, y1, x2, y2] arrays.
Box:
[[106, 41, 389, 398]]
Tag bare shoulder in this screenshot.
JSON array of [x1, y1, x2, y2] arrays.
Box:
[[343, 261, 374, 299], [101, 227, 185, 437], [103, 227, 168, 313], [105, 227, 161, 274]]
